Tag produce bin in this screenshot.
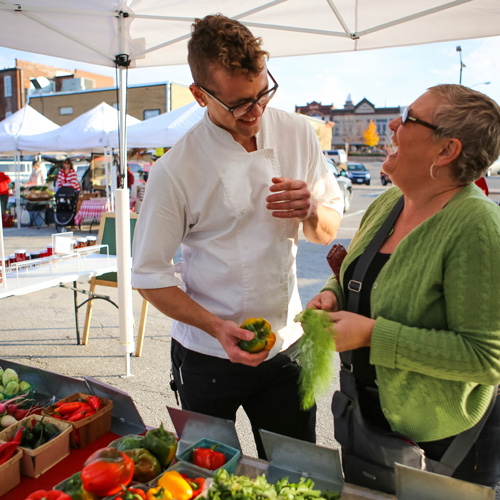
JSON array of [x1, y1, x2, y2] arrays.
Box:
[[43, 392, 113, 448], [176, 437, 241, 474], [0, 447, 22, 496], [0, 414, 72, 478]]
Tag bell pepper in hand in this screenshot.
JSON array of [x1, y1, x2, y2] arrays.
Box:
[[192, 443, 226, 471], [141, 422, 178, 469], [157, 470, 193, 500], [124, 447, 162, 482], [146, 487, 172, 500], [25, 491, 72, 500], [81, 447, 134, 497], [238, 317, 276, 353]]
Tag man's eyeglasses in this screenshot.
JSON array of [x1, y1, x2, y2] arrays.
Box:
[[402, 107, 438, 131], [198, 70, 278, 118]]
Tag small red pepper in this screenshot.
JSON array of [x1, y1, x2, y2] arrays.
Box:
[[179, 474, 206, 499], [0, 427, 24, 465], [192, 444, 226, 470], [87, 395, 102, 411], [116, 486, 147, 500]]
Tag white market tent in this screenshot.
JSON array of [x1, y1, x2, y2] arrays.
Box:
[[19, 101, 141, 152], [110, 101, 205, 149], [1, 0, 500, 375], [0, 105, 60, 228], [0, 105, 59, 152]]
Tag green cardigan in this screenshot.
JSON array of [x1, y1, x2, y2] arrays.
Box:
[[323, 184, 500, 442]]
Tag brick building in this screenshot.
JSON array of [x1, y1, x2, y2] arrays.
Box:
[[0, 59, 114, 121], [331, 95, 401, 151], [295, 101, 334, 121]]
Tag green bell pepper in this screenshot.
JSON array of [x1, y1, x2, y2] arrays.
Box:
[[141, 422, 178, 469], [124, 447, 162, 482], [116, 435, 144, 452], [58, 471, 84, 500]]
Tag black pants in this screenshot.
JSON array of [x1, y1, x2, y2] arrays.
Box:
[[171, 339, 316, 459], [0, 194, 8, 215]]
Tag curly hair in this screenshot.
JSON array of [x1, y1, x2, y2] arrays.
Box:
[[429, 84, 500, 183], [188, 14, 269, 88]]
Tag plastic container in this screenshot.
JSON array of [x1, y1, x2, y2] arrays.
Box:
[[15, 249, 26, 262], [176, 438, 241, 474]]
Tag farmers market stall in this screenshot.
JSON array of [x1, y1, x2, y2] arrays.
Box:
[[0, 359, 495, 500], [0, 237, 118, 344]]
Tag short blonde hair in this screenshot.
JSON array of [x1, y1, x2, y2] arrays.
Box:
[[429, 84, 500, 183]]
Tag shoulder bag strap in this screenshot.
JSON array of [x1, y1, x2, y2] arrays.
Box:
[[341, 195, 404, 368]]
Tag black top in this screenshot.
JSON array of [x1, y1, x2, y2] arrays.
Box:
[[343, 251, 391, 387]]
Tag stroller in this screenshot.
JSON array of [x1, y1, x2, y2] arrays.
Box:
[[54, 186, 79, 232]]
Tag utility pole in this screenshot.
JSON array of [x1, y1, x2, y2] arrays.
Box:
[[456, 46, 465, 84]]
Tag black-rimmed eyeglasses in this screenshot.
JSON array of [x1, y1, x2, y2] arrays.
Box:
[[198, 70, 278, 118], [402, 107, 438, 131]]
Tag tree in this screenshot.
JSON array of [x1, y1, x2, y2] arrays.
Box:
[[363, 119, 379, 148]]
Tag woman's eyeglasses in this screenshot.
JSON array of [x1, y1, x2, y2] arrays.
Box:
[[402, 107, 438, 131]]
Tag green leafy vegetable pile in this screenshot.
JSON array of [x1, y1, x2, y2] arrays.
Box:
[[206, 469, 340, 499], [295, 309, 337, 410]]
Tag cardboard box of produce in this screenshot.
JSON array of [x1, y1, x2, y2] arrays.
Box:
[[43, 392, 113, 449], [0, 447, 22, 496], [0, 414, 72, 478]]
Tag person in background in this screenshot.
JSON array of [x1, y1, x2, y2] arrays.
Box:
[[28, 160, 47, 186], [132, 14, 343, 458], [117, 165, 135, 189], [0, 171, 11, 214], [56, 158, 80, 191], [308, 84, 500, 487]]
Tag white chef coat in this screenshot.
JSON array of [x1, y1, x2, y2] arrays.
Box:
[[132, 106, 343, 359]]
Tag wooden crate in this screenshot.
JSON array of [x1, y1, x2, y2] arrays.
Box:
[[0, 448, 22, 496]]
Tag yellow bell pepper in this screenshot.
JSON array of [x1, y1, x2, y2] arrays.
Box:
[[239, 317, 276, 353], [146, 486, 173, 500], [157, 470, 193, 500]]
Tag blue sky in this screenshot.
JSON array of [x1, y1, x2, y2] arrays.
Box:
[[1, 35, 500, 113]]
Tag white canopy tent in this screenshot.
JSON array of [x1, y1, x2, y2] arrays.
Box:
[[0, 105, 60, 229], [110, 101, 205, 149], [18, 102, 141, 211], [19, 101, 140, 152], [1, 0, 500, 375]]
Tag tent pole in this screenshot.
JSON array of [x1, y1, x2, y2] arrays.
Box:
[[116, 62, 134, 377], [15, 151, 21, 229]]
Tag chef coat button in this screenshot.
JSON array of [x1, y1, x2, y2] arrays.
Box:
[[243, 245, 248, 250], [249, 288, 254, 293]]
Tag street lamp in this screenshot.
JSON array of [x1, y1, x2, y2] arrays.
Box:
[[456, 46, 466, 84]]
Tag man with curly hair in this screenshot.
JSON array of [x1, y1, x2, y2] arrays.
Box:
[[132, 14, 343, 457]]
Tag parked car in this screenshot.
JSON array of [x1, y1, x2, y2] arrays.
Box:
[[380, 170, 392, 186], [326, 158, 352, 212], [347, 162, 371, 185], [323, 149, 348, 165], [486, 157, 500, 176]]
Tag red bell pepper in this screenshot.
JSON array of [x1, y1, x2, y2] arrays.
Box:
[[115, 486, 147, 500], [25, 490, 72, 500], [192, 444, 226, 470], [179, 473, 206, 499], [81, 447, 135, 497]]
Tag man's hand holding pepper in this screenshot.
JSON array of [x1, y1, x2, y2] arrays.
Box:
[[215, 320, 270, 367]]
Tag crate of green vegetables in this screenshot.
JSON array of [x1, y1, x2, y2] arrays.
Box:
[[0, 414, 72, 477], [0, 367, 34, 401]]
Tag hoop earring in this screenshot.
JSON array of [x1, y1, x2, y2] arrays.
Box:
[[430, 162, 436, 180]]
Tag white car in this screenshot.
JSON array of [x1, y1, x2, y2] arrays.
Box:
[[486, 157, 500, 176], [323, 149, 348, 165]]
